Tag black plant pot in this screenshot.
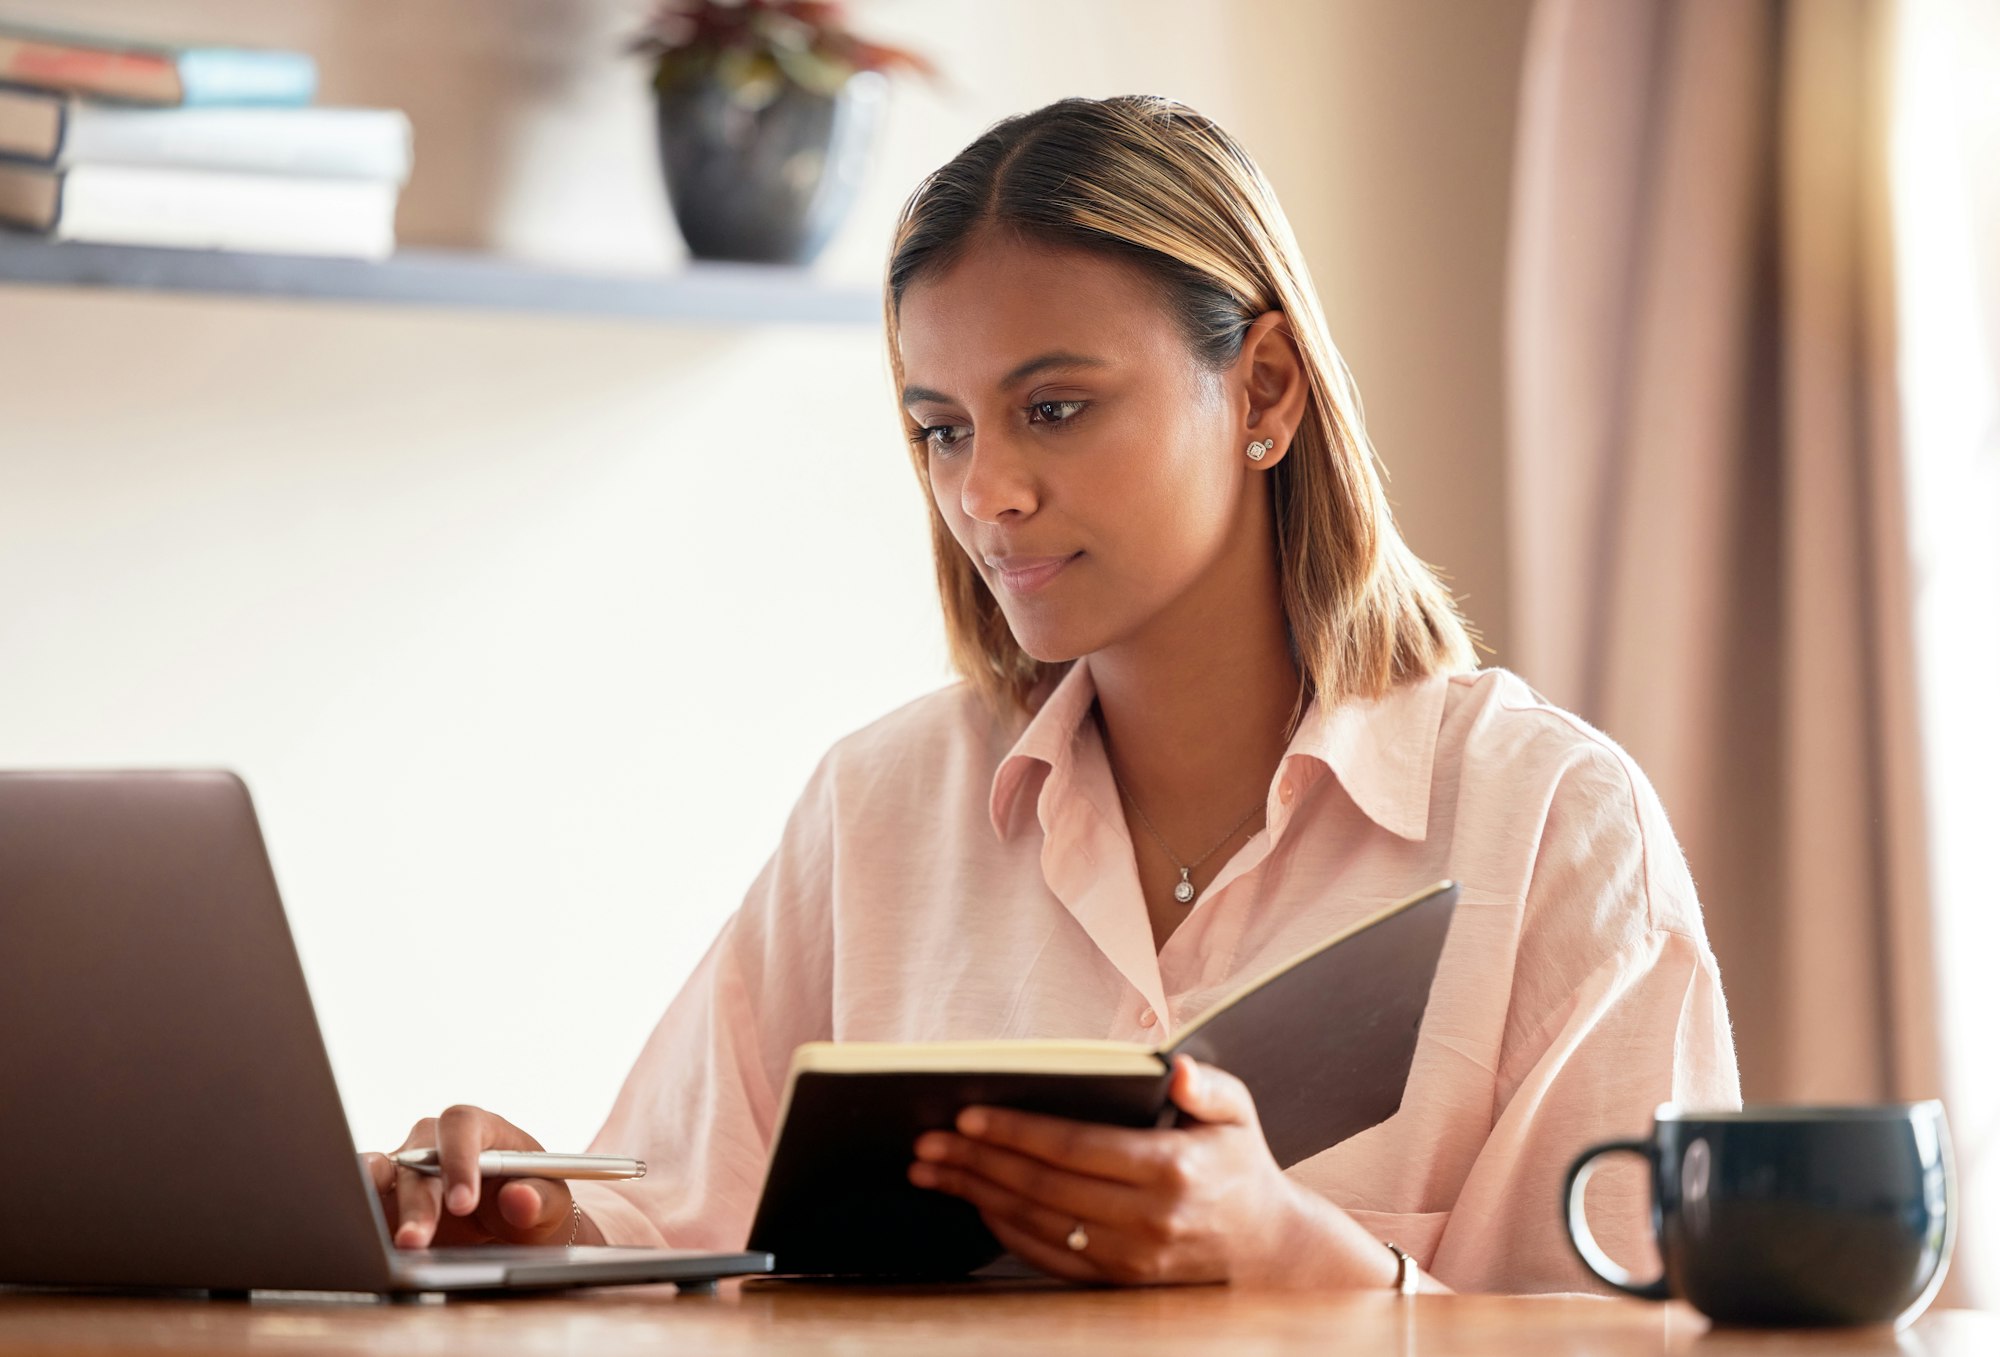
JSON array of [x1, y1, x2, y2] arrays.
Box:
[[654, 68, 886, 265]]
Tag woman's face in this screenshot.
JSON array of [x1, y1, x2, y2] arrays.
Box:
[[897, 233, 1286, 664]]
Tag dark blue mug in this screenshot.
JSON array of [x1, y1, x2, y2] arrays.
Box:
[[1564, 1102, 1955, 1327]]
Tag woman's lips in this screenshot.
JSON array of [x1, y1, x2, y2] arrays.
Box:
[[992, 552, 1081, 595]]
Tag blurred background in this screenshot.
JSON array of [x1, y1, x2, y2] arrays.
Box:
[[0, 0, 1993, 1305]]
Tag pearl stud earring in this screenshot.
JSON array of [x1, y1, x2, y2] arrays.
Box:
[[1246, 437, 1274, 460]]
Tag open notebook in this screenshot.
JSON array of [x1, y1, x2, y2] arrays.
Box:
[[746, 879, 1461, 1275]]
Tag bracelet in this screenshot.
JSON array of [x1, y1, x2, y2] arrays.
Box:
[[566, 1197, 582, 1248], [1384, 1240, 1418, 1294]]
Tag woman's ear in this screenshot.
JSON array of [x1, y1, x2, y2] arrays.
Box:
[[1236, 311, 1308, 466]]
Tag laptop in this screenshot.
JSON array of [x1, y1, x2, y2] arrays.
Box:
[[0, 769, 772, 1298]]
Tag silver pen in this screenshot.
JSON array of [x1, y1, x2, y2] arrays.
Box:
[[388, 1149, 646, 1180]]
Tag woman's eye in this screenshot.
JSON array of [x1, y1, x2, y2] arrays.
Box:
[[1029, 400, 1087, 426], [912, 424, 967, 455]]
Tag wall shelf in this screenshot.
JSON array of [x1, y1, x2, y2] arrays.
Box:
[[0, 235, 880, 327]]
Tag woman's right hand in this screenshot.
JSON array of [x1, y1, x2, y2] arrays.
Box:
[[361, 1105, 585, 1249]]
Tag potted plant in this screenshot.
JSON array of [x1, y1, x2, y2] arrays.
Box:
[[634, 0, 938, 265]]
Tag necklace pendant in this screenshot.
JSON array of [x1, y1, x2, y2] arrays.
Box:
[[1173, 868, 1195, 904]]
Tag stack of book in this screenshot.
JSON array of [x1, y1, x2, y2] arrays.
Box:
[[0, 23, 411, 260]]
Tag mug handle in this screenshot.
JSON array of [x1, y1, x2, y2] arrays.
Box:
[[1563, 1139, 1670, 1300]]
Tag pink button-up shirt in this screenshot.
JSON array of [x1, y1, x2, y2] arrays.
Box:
[[571, 658, 1741, 1293]]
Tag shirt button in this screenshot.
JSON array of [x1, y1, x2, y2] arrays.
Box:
[[1280, 779, 1295, 803], [1139, 1007, 1157, 1028]]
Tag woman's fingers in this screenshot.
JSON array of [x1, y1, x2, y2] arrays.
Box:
[[361, 1150, 395, 1198], [392, 1164, 444, 1248], [361, 1151, 404, 1235], [481, 1177, 572, 1242], [373, 1106, 559, 1247], [1166, 1056, 1257, 1128], [981, 1210, 1101, 1283], [435, 1104, 492, 1217], [383, 1117, 442, 1247], [950, 1105, 1180, 1187], [919, 1160, 1167, 1285], [381, 1164, 562, 1247], [916, 1157, 1079, 1257], [913, 1132, 1162, 1236]]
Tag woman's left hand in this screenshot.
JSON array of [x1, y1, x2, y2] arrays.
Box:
[[908, 1053, 1340, 1285]]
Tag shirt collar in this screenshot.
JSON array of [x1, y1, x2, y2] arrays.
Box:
[[1281, 666, 1450, 841], [987, 656, 1102, 843], [988, 653, 1451, 845]]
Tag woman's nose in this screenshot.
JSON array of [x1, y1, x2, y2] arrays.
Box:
[[957, 431, 1040, 524]]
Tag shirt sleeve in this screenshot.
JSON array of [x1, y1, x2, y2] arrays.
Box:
[[1425, 738, 1743, 1294], [567, 749, 839, 1249]]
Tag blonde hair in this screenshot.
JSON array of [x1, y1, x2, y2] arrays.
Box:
[[885, 95, 1481, 729]]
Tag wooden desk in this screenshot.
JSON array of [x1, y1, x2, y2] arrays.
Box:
[[1, 1281, 1992, 1356]]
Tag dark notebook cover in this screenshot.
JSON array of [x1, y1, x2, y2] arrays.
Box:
[[745, 879, 1460, 1276]]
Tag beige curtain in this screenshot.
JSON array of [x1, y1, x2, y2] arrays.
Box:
[[1505, 0, 1941, 1113]]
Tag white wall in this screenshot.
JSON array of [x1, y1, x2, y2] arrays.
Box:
[[0, 0, 1531, 1154], [1, 290, 944, 1150]]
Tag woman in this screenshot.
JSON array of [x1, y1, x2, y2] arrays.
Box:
[[366, 95, 1740, 1293]]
